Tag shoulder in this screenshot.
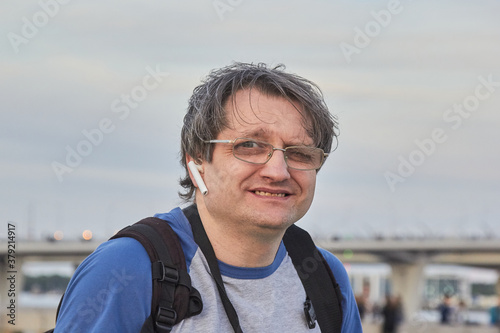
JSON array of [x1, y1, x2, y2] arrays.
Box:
[[317, 247, 363, 333], [55, 237, 152, 332], [317, 248, 348, 283], [154, 207, 199, 269], [75, 237, 153, 283]]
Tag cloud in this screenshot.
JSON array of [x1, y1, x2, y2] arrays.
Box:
[[1, 0, 499, 239]]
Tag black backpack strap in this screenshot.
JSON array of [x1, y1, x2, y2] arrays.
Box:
[[183, 205, 244, 333], [181, 204, 342, 332], [283, 224, 343, 333], [111, 217, 203, 333], [47, 217, 202, 333]]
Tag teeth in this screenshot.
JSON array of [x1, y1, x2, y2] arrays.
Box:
[[255, 191, 286, 197]]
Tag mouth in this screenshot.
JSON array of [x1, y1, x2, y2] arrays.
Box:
[[253, 190, 288, 198]]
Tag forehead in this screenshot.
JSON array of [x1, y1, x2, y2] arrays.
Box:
[[222, 89, 312, 143]]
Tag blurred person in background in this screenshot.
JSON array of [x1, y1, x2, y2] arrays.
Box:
[[438, 294, 453, 325], [381, 294, 403, 333], [490, 297, 500, 330]]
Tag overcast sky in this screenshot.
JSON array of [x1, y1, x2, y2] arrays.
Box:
[[1, 0, 499, 241]]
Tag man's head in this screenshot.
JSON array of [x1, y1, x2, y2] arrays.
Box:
[[179, 62, 338, 201]]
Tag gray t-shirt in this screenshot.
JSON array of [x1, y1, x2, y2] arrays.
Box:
[[173, 246, 322, 332]]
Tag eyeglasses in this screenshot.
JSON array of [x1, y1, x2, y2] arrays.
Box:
[[204, 137, 328, 171]]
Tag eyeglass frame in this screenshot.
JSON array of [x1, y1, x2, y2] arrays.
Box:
[[203, 137, 329, 171]]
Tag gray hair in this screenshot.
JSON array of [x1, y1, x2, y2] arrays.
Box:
[[179, 62, 338, 201]]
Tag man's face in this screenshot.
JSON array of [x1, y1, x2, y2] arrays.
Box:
[[200, 89, 318, 236]]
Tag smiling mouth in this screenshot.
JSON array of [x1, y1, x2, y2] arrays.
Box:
[[254, 190, 287, 197]]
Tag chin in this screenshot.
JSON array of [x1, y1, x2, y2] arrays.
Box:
[[253, 213, 300, 230]]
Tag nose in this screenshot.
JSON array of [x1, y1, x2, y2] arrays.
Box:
[[260, 148, 290, 181]]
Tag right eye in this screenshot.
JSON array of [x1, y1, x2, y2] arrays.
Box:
[[236, 140, 259, 149], [233, 139, 269, 156]]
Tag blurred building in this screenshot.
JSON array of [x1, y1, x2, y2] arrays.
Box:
[[348, 264, 499, 311]]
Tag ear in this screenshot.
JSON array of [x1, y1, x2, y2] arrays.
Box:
[[186, 154, 209, 195], [185, 154, 204, 186], [186, 154, 204, 171]]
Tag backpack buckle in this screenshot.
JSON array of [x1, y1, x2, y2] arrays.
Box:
[[157, 261, 179, 283], [156, 307, 177, 331], [304, 298, 317, 329]]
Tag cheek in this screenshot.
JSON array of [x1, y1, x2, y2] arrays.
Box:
[[306, 182, 316, 202], [295, 173, 316, 198], [309, 180, 316, 196], [304, 173, 317, 190], [206, 160, 251, 189]]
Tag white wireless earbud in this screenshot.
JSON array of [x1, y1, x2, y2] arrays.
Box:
[[188, 161, 208, 195]]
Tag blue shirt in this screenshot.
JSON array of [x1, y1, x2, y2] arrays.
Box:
[[55, 207, 363, 332]]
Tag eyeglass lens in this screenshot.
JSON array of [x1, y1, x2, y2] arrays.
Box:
[[232, 138, 323, 170]]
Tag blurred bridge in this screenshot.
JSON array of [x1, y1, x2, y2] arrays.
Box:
[[316, 237, 500, 268], [1, 237, 499, 327], [2, 237, 499, 266]]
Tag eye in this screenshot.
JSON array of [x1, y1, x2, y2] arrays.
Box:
[[287, 150, 314, 162], [233, 139, 270, 156], [236, 140, 260, 149]]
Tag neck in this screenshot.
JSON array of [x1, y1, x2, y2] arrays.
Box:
[[194, 201, 284, 268]]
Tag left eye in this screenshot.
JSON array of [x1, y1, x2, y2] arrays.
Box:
[[287, 150, 313, 162]]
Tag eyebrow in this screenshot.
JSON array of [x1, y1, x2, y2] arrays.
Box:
[[238, 128, 269, 139]]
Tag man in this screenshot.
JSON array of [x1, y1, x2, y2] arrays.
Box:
[[439, 294, 452, 324], [490, 297, 500, 331], [54, 63, 362, 332]]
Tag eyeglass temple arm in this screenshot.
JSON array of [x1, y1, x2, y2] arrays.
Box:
[[204, 140, 234, 144]]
